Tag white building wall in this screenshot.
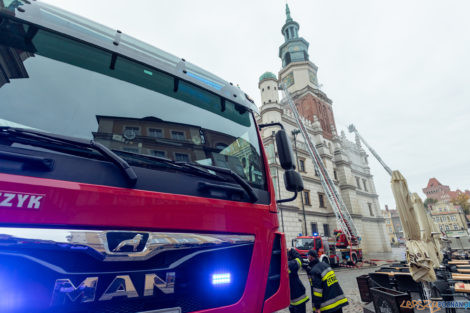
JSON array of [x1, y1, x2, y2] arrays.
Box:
[[257, 80, 391, 254]]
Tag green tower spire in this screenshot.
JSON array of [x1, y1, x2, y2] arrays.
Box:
[[286, 4, 292, 22]]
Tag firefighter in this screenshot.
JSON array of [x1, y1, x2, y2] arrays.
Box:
[[307, 249, 348, 313], [287, 248, 309, 313]]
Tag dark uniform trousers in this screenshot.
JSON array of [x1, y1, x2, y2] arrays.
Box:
[[288, 258, 309, 313], [308, 261, 348, 313]]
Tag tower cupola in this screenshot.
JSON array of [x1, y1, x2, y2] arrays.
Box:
[[279, 4, 310, 67], [258, 72, 279, 105]]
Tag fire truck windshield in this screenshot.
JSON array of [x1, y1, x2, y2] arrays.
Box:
[[0, 22, 267, 193], [295, 238, 314, 250]]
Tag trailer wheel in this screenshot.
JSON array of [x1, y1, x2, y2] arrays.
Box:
[[351, 253, 358, 265]]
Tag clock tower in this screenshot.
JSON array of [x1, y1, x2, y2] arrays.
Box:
[[278, 4, 336, 140]]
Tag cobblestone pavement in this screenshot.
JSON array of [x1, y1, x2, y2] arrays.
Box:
[[276, 247, 406, 313]]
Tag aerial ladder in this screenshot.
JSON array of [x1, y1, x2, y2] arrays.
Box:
[[348, 124, 392, 176], [348, 124, 439, 299], [280, 84, 361, 263]]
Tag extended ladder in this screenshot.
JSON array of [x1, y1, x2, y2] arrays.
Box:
[[348, 124, 392, 176], [280, 84, 360, 244]]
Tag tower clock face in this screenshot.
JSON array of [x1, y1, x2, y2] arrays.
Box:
[[309, 70, 318, 85], [282, 72, 294, 88]]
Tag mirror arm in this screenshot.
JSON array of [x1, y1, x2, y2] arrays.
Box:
[[258, 122, 284, 130], [276, 191, 298, 204]]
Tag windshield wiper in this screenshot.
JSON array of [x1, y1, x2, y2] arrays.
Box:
[[179, 162, 258, 203], [112, 150, 225, 181], [0, 127, 138, 186], [113, 151, 258, 202]]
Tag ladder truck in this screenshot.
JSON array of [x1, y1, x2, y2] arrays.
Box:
[[281, 85, 362, 265], [347, 124, 392, 176]]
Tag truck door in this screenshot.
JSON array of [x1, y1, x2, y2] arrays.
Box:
[[314, 238, 322, 253]]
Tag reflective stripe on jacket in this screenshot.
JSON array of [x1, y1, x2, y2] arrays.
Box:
[[288, 258, 309, 306], [309, 261, 348, 313]]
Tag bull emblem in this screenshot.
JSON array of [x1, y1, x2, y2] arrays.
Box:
[[113, 234, 144, 252]]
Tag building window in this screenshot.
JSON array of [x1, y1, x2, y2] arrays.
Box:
[[299, 159, 306, 172], [355, 177, 361, 189], [267, 86, 270, 90], [318, 193, 325, 208], [311, 223, 318, 235], [171, 131, 185, 140], [368, 203, 374, 216], [274, 86, 277, 90], [334, 170, 338, 180], [262, 88, 264, 92], [445, 225, 450, 231], [454, 224, 459, 230], [148, 128, 163, 138], [323, 224, 330, 237], [303, 190, 311, 206], [174, 153, 190, 162], [151, 150, 166, 158], [362, 179, 368, 191], [451, 215, 456, 221]]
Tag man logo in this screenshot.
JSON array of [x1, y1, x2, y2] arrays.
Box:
[[51, 272, 176, 305], [113, 234, 144, 252], [106, 232, 149, 253]]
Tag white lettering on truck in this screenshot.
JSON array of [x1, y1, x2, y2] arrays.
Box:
[[0, 191, 44, 209]]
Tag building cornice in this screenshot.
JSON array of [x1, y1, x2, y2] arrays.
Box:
[[356, 190, 379, 199], [278, 60, 318, 75], [351, 168, 373, 178], [287, 84, 332, 104], [278, 204, 300, 212], [339, 184, 356, 191], [361, 216, 386, 223], [334, 160, 352, 167], [278, 205, 385, 225], [305, 211, 335, 218], [260, 105, 283, 116]]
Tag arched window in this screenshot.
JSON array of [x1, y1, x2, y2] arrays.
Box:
[[285, 52, 291, 66]]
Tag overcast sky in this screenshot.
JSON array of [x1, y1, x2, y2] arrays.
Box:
[[42, 0, 470, 209]]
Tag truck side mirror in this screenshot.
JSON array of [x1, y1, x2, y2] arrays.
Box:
[[284, 169, 304, 192], [257, 122, 304, 204], [275, 129, 295, 170]]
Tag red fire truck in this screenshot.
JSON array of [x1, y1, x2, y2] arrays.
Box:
[[293, 231, 362, 266], [0, 1, 304, 312], [292, 235, 339, 266]]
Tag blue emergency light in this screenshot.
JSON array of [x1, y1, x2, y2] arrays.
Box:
[[212, 273, 231, 285]]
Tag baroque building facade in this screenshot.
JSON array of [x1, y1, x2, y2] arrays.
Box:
[[257, 5, 390, 254], [383, 205, 405, 245]]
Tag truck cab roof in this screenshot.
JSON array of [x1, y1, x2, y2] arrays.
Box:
[[0, 0, 258, 113]]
